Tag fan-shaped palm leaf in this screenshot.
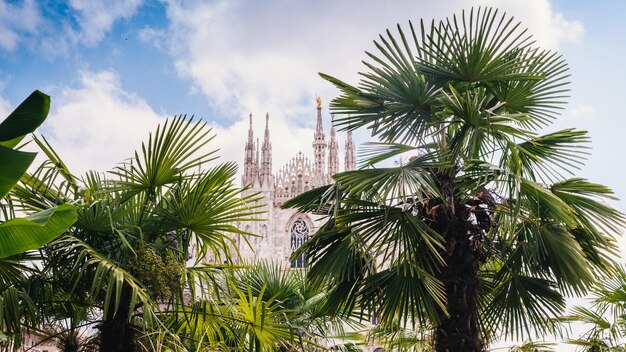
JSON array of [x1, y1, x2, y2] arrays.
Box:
[[285, 7, 623, 350]]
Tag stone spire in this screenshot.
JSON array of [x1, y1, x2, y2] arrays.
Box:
[[255, 138, 260, 171], [243, 113, 256, 185], [345, 129, 356, 171], [327, 113, 339, 179], [252, 137, 260, 186], [312, 97, 327, 181], [260, 113, 272, 187]]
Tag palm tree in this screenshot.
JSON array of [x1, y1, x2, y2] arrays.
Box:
[[284, 7, 624, 351], [166, 261, 365, 351], [6, 116, 260, 351], [235, 261, 365, 350], [564, 265, 626, 351], [36, 305, 99, 352]]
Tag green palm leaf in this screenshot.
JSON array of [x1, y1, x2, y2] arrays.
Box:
[[155, 162, 262, 262], [48, 235, 156, 322], [360, 260, 447, 326], [418, 8, 537, 83], [287, 6, 623, 349], [111, 116, 218, 198], [502, 129, 589, 182], [486, 271, 565, 339]]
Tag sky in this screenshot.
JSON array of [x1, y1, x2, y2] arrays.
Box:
[[1, 0, 625, 348]]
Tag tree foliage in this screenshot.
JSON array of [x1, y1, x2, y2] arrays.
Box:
[[284, 7, 624, 351], [2, 116, 262, 350]]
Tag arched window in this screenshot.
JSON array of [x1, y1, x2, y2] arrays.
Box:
[[290, 218, 309, 268]]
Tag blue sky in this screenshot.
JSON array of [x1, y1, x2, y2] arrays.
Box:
[[1, 0, 625, 218]]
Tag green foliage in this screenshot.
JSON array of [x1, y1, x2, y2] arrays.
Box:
[[165, 261, 365, 351], [2, 115, 262, 350], [3, 113, 356, 351], [0, 204, 77, 258], [0, 91, 76, 261], [285, 7, 624, 350], [127, 246, 184, 301], [0, 90, 49, 199], [0, 91, 77, 347], [563, 265, 626, 351]]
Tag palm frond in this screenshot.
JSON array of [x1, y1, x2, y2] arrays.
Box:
[[485, 270, 565, 340], [418, 8, 537, 83], [501, 129, 589, 183], [47, 236, 157, 323], [333, 165, 441, 205], [155, 162, 262, 263], [550, 178, 624, 235], [110, 116, 218, 198], [359, 260, 446, 327]]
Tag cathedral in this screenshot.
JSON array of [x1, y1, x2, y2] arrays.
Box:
[[234, 97, 356, 266]]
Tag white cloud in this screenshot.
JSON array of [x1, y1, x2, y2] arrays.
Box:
[[155, 0, 585, 171], [480, 0, 584, 49], [5, 0, 585, 179], [0, 0, 42, 51], [0, 0, 143, 55], [138, 26, 167, 50], [160, 0, 455, 170], [69, 0, 144, 45], [0, 80, 11, 118], [39, 70, 164, 174], [567, 104, 595, 119]]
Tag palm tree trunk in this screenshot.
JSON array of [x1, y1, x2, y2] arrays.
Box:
[[427, 174, 485, 352], [433, 215, 485, 352], [99, 284, 136, 352]]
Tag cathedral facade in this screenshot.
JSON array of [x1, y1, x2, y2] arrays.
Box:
[[234, 98, 355, 266]]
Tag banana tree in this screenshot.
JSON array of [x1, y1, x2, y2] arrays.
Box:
[[0, 91, 77, 259], [0, 91, 77, 348]]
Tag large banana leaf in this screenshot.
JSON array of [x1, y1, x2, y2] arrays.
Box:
[[0, 90, 50, 199], [0, 204, 76, 258], [0, 90, 50, 147], [0, 146, 36, 199]]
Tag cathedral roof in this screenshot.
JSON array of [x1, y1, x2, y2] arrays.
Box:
[[242, 98, 356, 206]]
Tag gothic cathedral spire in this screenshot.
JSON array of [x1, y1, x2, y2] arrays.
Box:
[[260, 113, 273, 188], [243, 113, 257, 185], [345, 129, 356, 171], [313, 97, 327, 181], [327, 113, 339, 180]]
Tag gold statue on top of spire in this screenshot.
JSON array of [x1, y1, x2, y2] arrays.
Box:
[[316, 96, 322, 108]]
